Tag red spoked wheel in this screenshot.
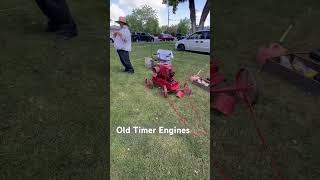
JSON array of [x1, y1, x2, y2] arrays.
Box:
[[183, 83, 191, 96], [160, 86, 168, 97], [235, 68, 259, 107], [144, 79, 153, 89]]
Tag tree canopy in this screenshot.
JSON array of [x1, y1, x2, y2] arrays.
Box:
[[166, 0, 209, 32], [177, 18, 191, 34], [126, 5, 160, 35]]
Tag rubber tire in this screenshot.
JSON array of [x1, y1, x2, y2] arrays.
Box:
[[177, 44, 185, 51], [160, 86, 168, 97]]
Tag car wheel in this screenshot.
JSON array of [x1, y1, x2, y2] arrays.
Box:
[[177, 44, 185, 51]]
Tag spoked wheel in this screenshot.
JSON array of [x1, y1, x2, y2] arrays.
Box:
[[160, 86, 168, 97], [183, 83, 191, 96], [235, 68, 259, 106], [144, 79, 153, 89]]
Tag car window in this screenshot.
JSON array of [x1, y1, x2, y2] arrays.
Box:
[[188, 33, 196, 39], [141, 33, 146, 35], [188, 32, 201, 39], [206, 32, 211, 39], [201, 31, 210, 39]]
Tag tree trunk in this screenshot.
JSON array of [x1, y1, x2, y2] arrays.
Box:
[[188, 0, 196, 33], [198, 0, 210, 30]]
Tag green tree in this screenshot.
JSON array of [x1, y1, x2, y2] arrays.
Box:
[[167, 25, 178, 35], [126, 5, 160, 34], [164, 0, 210, 32], [160, 25, 177, 35], [126, 15, 142, 33], [177, 18, 191, 34], [160, 25, 169, 33]]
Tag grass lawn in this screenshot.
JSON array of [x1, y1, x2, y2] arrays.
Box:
[[0, 1, 107, 179], [110, 42, 210, 179], [213, 0, 320, 179]]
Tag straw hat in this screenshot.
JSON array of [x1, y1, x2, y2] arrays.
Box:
[[115, 16, 127, 25]]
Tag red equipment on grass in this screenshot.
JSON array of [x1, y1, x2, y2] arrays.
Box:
[[145, 63, 191, 98], [210, 60, 285, 179], [210, 60, 259, 116], [144, 63, 191, 98], [256, 25, 320, 95]]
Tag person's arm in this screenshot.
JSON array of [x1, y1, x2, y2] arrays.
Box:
[[120, 29, 131, 43], [113, 32, 118, 37], [114, 29, 130, 42]]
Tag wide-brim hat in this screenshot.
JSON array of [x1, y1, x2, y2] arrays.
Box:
[[115, 16, 128, 25]]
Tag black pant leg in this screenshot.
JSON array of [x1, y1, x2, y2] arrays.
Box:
[[117, 50, 128, 70], [35, 0, 77, 33], [35, 0, 58, 27], [35, 0, 51, 18], [52, 0, 77, 32], [120, 50, 134, 72]]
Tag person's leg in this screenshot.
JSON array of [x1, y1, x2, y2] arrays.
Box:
[[35, 0, 51, 18], [35, 0, 77, 38], [53, 0, 77, 37], [35, 0, 60, 31], [117, 50, 129, 71], [122, 51, 134, 73]]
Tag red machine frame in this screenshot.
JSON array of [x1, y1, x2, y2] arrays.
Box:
[[210, 60, 259, 115], [145, 63, 191, 98]]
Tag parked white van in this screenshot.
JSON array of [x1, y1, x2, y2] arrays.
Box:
[[175, 30, 210, 53]]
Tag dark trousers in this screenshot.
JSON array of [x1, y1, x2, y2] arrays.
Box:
[[35, 0, 77, 33], [117, 50, 134, 72]]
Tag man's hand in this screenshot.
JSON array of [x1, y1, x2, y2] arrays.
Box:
[[117, 32, 123, 38], [113, 31, 122, 38]]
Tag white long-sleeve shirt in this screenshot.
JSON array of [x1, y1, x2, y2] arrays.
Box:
[[113, 25, 131, 52]]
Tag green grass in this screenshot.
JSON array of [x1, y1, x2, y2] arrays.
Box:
[[0, 1, 107, 179], [213, 0, 320, 179], [110, 42, 210, 179]]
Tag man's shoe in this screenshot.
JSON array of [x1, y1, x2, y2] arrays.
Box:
[[45, 21, 60, 32], [127, 71, 134, 75], [45, 25, 60, 32], [57, 31, 78, 40], [57, 23, 78, 40]]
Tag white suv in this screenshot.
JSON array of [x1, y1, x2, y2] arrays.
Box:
[[175, 30, 210, 53]]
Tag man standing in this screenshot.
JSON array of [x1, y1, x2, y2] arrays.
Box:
[[113, 16, 134, 74], [35, 0, 78, 39]]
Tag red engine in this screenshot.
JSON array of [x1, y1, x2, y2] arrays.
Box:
[[151, 64, 179, 91], [145, 63, 191, 98]]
